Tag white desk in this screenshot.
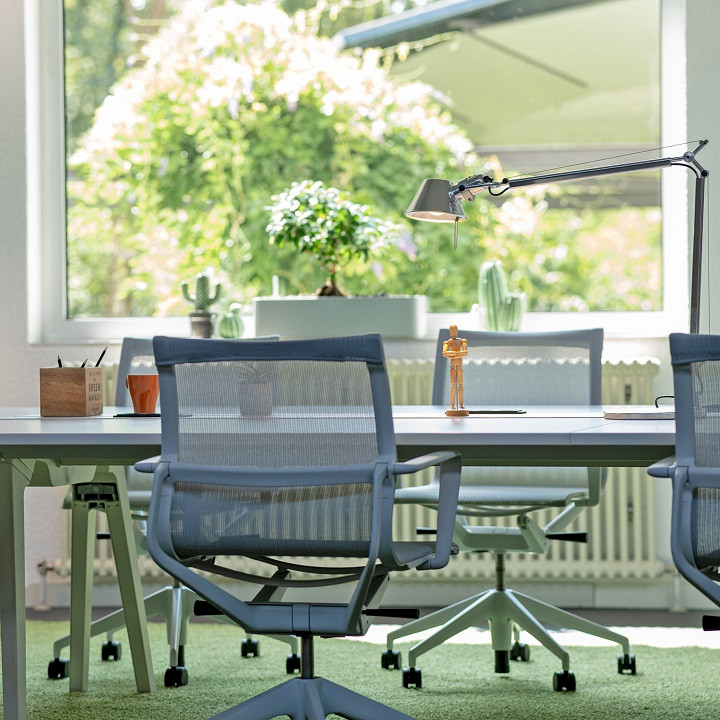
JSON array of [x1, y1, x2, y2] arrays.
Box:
[[0, 406, 675, 720], [393, 406, 675, 466]]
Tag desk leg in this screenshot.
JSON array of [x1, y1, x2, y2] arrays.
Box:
[[103, 473, 155, 693], [0, 461, 29, 720], [69, 493, 98, 692]]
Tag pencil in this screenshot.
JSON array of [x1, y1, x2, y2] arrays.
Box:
[[95, 346, 108, 367]]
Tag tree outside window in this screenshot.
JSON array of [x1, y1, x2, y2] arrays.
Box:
[[64, 0, 662, 318]]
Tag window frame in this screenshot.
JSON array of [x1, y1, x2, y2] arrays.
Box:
[[26, 0, 690, 345]]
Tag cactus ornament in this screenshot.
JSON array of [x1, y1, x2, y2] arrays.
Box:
[[479, 260, 526, 332], [181, 271, 223, 338], [181, 271, 223, 312], [217, 303, 245, 339]]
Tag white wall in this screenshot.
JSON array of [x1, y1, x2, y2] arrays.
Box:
[[1, 0, 118, 587], [2, 0, 720, 595]]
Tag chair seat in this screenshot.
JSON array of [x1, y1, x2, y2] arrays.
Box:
[[237, 541, 437, 567], [395, 483, 585, 507]]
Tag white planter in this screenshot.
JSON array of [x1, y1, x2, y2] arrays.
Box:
[[253, 295, 427, 340]]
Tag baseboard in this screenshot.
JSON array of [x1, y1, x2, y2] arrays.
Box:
[[29, 574, 719, 613]]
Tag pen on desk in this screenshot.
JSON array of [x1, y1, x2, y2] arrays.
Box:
[[95, 346, 107, 367], [80, 359, 87, 368], [57, 355, 62, 368]]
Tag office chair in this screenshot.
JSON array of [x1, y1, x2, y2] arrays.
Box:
[[649, 333, 720, 626], [140, 334, 461, 719], [382, 329, 635, 692], [49, 336, 299, 689]]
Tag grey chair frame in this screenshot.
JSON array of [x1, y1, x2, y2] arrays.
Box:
[[384, 328, 634, 692], [140, 334, 462, 720], [649, 332, 720, 609], [51, 336, 297, 690]]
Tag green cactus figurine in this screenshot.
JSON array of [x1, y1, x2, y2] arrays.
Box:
[[181, 271, 223, 313], [479, 260, 526, 332], [217, 303, 245, 339], [181, 271, 223, 338]]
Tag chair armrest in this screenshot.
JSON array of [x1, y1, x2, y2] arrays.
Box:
[[393, 451, 460, 476], [392, 452, 461, 571], [648, 456, 676, 478], [134, 455, 161, 474], [128, 490, 152, 510]]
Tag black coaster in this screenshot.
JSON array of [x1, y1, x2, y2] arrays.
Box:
[[114, 412, 161, 417]]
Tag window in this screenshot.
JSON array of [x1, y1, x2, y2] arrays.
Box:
[[30, 0, 688, 342]]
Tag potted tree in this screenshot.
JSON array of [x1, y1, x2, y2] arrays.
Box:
[[255, 181, 427, 339]]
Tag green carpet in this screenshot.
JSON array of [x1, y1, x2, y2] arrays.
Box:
[[2, 621, 717, 719]]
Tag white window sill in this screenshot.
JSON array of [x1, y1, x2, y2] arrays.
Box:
[[32, 309, 685, 349]]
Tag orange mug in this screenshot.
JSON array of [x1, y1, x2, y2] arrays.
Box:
[[125, 374, 159, 414]]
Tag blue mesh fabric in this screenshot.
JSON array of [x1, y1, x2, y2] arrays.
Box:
[[436, 343, 593, 406], [170, 480, 373, 559], [152, 335, 390, 561], [691, 361, 720, 467], [693, 487, 720, 570], [431, 331, 598, 493], [174, 359, 378, 467]]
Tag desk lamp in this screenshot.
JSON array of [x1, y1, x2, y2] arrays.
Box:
[[407, 140, 709, 333]]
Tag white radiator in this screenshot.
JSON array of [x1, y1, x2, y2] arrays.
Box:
[[57, 357, 665, 582]]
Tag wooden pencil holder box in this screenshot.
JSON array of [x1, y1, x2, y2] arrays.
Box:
[[40, 367, 104, 417]]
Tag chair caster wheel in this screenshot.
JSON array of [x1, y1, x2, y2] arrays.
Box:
[[47, 657, 69, 679], [381, 649, 401, 670], [510, 642, 530, 662], [164, 665, 189, 687], [402, 667, 422, 689], [286, 653, 301, 674], [617, 653, 636, 674], [101, 640, 122, 661], [495, 649, 510, 673], [553, 670, 576, 692], [241, 637, 260, 658]]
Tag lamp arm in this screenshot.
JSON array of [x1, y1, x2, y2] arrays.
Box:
[[453, 140, 709, 199], [450, 139, 709, 333]]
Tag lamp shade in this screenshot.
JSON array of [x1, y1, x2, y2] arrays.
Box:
[[405, 179, 466, 222]]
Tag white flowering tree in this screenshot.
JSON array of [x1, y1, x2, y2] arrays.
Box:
[[67, 0, 482, 316]]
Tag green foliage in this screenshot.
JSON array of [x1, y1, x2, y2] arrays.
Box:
[[266, 180, 394, 295], [63, 0, 662, 319], [66, 1, 474, 316]]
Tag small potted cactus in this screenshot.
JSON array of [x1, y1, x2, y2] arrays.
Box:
[[217, 302, 245, 339], [479, 260, 526, 331], [181, 271, 223, 338]]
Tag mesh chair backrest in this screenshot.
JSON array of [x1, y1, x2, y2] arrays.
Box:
[[115, 335, 281, 408], [432, 329, 602, 406], [432, 329, 603, 493], [152, 334, 394, 559], [670, 333, 720, 570], [172, 357, 381, 468]]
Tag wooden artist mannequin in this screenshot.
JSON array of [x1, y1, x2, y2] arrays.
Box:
[[443, 325, 469, 417]]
